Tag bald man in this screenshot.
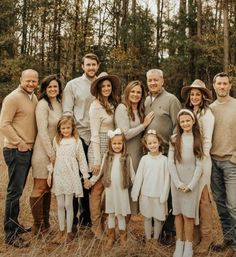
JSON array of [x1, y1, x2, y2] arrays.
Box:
[[0, 69, 38, 248]]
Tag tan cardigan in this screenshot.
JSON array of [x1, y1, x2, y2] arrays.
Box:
[[0, 86, 38, 148]]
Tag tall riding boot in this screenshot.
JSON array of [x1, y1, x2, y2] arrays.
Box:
[[43, 191, 51, 231], [195, 197, 213, 254], [106, 228, 115, 249], [30, 196, 44, 235]]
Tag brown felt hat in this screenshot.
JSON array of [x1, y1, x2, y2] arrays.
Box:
[[91, 72, 121, 97], [181, 79, 212, 100]]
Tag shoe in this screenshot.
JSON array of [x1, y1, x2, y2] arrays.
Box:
[[17, 225, 32, 235], [160, 232, 175, 246], [6, 236, 30, 248], [106, 228, 115, 249], [232, 251, 236, 257], [211, 239, 233, 252]]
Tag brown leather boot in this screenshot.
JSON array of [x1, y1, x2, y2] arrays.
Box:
[[195, 194, 213, 254], [106, 228, 115, 249], [30, 196, 44, 235], [43, 192, 51, 231], [51, 231, 66, 244], [66, 232, 74, 243], [119, 229, 127, 246]]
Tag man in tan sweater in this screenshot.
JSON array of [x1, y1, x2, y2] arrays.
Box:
[[0, 69, 38, 248], [210, 72, 236, 257]]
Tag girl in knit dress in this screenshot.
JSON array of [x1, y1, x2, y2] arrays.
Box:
[[168, 109, 203, 257], [85, 128, 135, 249], [131, 130, 170, 246], [47, 116, 90, 243]]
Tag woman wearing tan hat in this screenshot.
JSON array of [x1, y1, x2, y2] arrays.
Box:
[[85, 72, 121, 239], [181, 79, 215, 254]]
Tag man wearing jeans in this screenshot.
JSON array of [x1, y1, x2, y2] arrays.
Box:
[[0, 69, 38, 248], [210, 72, 236, 257]]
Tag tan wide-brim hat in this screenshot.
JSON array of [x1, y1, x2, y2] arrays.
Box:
[[91, 72, 121, 97], [181, 79, 212, 100]]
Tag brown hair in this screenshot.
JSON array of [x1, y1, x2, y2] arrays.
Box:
[[142, 131, 165, 154], [82, 53, 100, 65], [171, 110, 203, 162], [213, 72, 230, 84], [96, 78, 120, 115], [55, 115, 79, 144], [123, 80, 146, 122], [38, 74, 63, 109]]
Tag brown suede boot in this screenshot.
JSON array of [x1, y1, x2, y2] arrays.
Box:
[[30, 196, 44, 235], [51, 231, 66, 244], [195, 196, 213, 254], [66, 232, 74, 243], [43, 192, 51, 231], [119, 229, 127, 246], [106, 228, 115, 249]]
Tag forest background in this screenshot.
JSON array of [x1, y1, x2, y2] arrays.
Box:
[[0, 0, 236, 104]]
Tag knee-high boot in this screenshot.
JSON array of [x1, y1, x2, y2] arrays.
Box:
[[43, 191, 51, 230], [30, 196, 44, 235]]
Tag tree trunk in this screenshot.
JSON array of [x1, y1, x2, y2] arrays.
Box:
[[223, 0, 229, 72]]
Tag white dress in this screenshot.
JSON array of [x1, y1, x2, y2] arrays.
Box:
[[105, 153, 135, 216], [131, 153, 170, 220], [52, 137, 89, 197]]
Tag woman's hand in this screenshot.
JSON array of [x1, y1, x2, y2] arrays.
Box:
[[84, 179, 92, 189], [91, 165, 100, 176], [143, 111, 155, 128]]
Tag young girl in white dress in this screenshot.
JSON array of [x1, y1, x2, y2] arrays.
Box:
[[131, 130, 170, 245], [85, 128, 135, 248], [47, 116, 90, 243], [168, 109, 203, 257]]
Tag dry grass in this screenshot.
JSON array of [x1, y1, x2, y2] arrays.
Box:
[[0, 135, 234, 257]]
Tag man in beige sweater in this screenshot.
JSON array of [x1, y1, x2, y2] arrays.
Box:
[[0, 69, 38, 248], [210, 72, 236, 257]]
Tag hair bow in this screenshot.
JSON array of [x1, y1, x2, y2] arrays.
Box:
[[107, 128, 122, 138], [147, 129, 156, 135]]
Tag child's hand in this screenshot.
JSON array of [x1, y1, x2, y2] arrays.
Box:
[[179, 184, 186, 192], [91, 165, 100, 176], [47, 173, 52, 188], [183, 187, 191, 193], [84, 179, 92, 189]]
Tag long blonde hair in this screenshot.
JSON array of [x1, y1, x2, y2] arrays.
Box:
[[55, 115, 79, 144]]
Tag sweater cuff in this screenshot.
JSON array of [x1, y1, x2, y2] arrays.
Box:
[[230, 155, 236, 164]]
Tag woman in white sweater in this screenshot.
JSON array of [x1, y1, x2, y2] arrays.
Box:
[[181, 79, 215, 254], [87, 72, 121, 239]]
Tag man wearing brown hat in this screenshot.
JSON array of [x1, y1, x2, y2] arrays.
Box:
[[210, 72, 236, 257], [145, 68, 182, 245], [62, 53, 100, 231]]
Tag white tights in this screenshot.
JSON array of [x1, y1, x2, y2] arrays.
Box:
[[144, 217, 163, 239], [108, 213, 126, 230], [56, 194, 74, 233]]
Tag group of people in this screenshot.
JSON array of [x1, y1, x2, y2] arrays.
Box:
[[0, 53, 235, 257]]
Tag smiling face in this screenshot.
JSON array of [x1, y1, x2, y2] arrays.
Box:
[[46, 80, 59, 99], [190, 88, 203, 107], [111, 135, 124, 153], [20, 70, 38, 94], [147, 72, 164, 97], [128, 85, 142, 104], [179, 114, 194, 133], [145, 134, 160, 155], [100, 79, 112, 98], [213, 76, 231, 98], [82, 57, 99, 79], [60, 121, 73, 138]]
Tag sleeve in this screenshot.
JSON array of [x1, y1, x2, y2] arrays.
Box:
[[160, 159, 170, 204], [201, 110, 215, 157], [115, 104, 145, 140], [89, 154, 105, 185], [169, 96, 182, 133], [62, 83, 74, 115], [129, 156, 136, 183], [36, 101, 55, 160], [131, 158, 144, 201], [168, 142, 184, 189], [0, 96, 24, 146], [76, 139, 89, 179], [187, 158, 203, 191], [89, 103, 102, 165]]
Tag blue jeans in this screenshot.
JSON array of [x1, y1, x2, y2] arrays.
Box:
[[3, 148, 32, 241], [211, 158, 236, 250]]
